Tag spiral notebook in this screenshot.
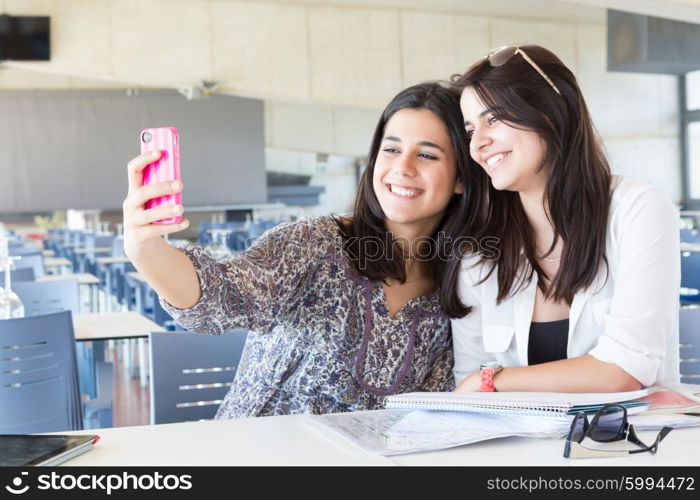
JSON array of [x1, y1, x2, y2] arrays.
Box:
[[384, 388, 650, 417]]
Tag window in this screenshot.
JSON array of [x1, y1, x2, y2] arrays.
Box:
[[688, 122, 700, 199], [686, 69, 700, 111], [682, 72, 700, 208]]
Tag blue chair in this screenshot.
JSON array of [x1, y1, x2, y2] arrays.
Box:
[[12, 278, 80, 316], [150, 289, 176, 330], [12, 278, 110, 407], [12, 252, 45, 277], [680, 251, 700, 304], [0, 311, 83, 433], [111, 236, 126, 257], [8, 244, 43, 256], [113, 262, 137, 307], [61, 231, 88, 270], [196, 222, 226, 246], [148, 330, 248, 424], [680, 307, 700, 384], [83, 360, 114, 429], [246, 219, 281, 248], [680, 229, 700, 244], [79, 234, 114, 274], [0, 268, 36, 283]]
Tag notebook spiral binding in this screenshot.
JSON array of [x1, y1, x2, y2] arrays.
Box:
[[385, 396, 572, 418]]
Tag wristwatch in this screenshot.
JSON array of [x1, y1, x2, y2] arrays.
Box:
[[479, 362, 503, 392]]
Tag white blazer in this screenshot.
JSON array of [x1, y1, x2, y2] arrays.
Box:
[[452, 176, 680, 387]]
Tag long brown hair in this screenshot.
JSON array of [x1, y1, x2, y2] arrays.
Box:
[[452, 45, 611, 304], [336, 81, 487, 318]]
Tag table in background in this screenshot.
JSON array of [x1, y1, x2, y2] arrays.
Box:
[[681, 242, 700, 253], [73, 312, 164, 389], [74, 247, 112, 255], [43, 257, 72, 275]]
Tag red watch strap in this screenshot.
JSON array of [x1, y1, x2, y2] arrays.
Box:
[[480, 368, 497, 392]]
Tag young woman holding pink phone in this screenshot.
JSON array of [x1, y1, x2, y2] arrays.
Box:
[[122, 82, 485, 418]]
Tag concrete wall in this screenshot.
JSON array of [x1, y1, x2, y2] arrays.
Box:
[[0, 0, 683, 209]]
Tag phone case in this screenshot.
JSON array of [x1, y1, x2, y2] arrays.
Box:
[[140, 126, 182, 225]]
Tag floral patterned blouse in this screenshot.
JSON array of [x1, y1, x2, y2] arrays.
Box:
[[160, 216, 454, 418]]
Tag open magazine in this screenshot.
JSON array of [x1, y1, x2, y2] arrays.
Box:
[[309, 409, 571, 456], [633, 385, 700, 414]]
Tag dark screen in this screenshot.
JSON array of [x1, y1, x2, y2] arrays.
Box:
[[0, 15, 50, 61], [0, 435, 95, 466]]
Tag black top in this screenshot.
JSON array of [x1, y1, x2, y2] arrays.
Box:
[[528, 318, 569, 365]]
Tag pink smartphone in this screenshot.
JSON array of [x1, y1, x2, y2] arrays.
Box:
[[140, 126, 182, 225]]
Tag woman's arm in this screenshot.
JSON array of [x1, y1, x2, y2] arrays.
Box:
[[455, 355, 642, 393], [123, 151, 201, 309], [455, 182, 679, 393], [124, 152, 329, 335], [451, 257, 494, 383]]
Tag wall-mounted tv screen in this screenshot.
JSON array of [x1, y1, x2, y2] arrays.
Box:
[[0, 15, 50, 61]]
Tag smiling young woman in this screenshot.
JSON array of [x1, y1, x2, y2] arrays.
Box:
[[450, 45, 680, 393], [122, 81, 486, 418]]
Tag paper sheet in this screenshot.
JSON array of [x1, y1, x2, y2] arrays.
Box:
[[310, 409, 572, 456], [629, 413, 700, 430]]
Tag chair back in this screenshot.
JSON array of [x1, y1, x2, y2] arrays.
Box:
[[679, 307, 700, 384], [149, 330, 248, 424], [0, 311, 82, 433], [112, 236, 126, 257], [0, 268, 36, 283], [149, 289, 175, 329], [11, 252, 45, 277], [680, 228, 700, 244], [8, 244, 43, 256], [12, 279, 80, 316], [681, 251, 700, 302]]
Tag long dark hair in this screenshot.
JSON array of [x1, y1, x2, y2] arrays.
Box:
[[452, 45, 612, 304], [336, 81, 486, 318]]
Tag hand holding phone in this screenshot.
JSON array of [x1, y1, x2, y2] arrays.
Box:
[[123, 127, 187, 261], [140, 127, 182, 224]]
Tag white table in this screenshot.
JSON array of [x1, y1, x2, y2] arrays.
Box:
[[681, 243, 700, 253], [72, 312, 163, 341], [38, 272, 101, 286], [63, 415, 393, 466], [96, 256, 131, 265], [43, 257, 72, 275], [74, 247, 112, 255], [60, 414, 700, 467], [73, 312, 165, 388], [61, 384, 700, 466], [127, 271, 146, 284]]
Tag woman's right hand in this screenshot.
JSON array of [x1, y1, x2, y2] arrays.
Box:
[[122, 150, 189, 260]]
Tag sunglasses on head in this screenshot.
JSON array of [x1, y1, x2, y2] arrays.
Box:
[[485, 46, 562, 96], [564, 403, 673, 459]]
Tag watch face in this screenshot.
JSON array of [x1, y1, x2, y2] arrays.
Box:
[[480, 362, 501, 370]]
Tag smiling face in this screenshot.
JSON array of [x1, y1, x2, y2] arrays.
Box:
[[460, 86, 548, 194], [372, 108, 463, 234]]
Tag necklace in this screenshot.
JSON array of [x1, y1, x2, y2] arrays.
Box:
[[538, 255, 561, 263]]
